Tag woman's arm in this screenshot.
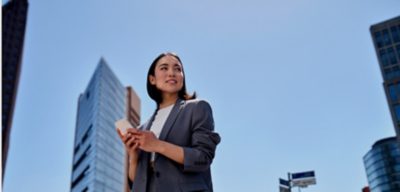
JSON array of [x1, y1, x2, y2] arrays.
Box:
[[134, 131, 185, 164], [117, 128, 140, 186], [135, 100, 221, 172], [181, 100, 221, 172], [127, 143, 139, 181]]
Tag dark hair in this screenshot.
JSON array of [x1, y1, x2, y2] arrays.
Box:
[[147, 52, 196, 104]]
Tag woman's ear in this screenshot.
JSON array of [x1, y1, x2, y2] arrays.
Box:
[[149, 75, 156, 85]]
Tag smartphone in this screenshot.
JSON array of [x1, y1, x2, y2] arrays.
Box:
[[115, 118, 134, 135]]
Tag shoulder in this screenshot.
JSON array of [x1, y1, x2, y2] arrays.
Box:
[[183, 99, 212, 109], [182, 99, 213, 115]]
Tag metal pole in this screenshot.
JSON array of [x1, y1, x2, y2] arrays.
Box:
[[287, 172, 291, 192]]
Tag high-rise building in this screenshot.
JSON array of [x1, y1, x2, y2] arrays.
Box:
[[363, 137, 400, 191], [364, 15, 400, 192], [70, 58, 140, 192], [2, 0, 29, 181], [370, 16, 400, 140]]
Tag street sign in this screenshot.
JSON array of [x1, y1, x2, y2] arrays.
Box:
[[279, 178, 290, 187], [291, 171, 316, 187], [291, 171, 315, 179], [279, 178, 290, 192], [280, 186, 291, 192]]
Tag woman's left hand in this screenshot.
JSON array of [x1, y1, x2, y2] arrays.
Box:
[[134, 130, 161, 153]]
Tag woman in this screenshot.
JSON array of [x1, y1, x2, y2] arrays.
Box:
[[117, 52, 221, 192]]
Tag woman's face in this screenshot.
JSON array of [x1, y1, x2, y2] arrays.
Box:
[[149, 55, 184, 98]]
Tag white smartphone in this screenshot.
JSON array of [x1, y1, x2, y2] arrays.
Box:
[[115, 118, 134, 135]]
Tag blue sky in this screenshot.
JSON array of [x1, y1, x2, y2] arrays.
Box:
[[3, 0, 400, 191]]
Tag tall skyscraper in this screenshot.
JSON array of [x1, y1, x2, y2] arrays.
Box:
[[370, 16, 400, 140], [364, 16, 400, 192], [70, 58, 140, 192], [363, 137, 400, 191], [2, 0, 29, 181]]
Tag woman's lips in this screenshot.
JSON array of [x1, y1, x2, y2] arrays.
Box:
[[166, 79, 177, 84]]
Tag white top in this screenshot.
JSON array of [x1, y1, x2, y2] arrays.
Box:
[[149, 104, 174, 162]]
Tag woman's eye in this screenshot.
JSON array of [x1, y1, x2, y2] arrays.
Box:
[[175, 67, 182, 72]]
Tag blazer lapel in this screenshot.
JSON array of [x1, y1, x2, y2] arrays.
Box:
[[144, 109, 157, 131], [150, 99, 184, 162], [158, 99, 185, 141]]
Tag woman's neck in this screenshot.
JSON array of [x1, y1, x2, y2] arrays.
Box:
[[159, 94, 178, 109]]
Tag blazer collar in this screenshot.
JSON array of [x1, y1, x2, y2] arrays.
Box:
[[145, 99, 185, 162], [158, 98, 185, 141], [144, 99, 185, 133]]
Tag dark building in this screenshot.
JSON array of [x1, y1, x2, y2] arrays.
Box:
[[370, 16, 400, 140], [70, 59, 140, 192], [363, 137, 400, 191], [2, 0, 29, 181], [364, 15, 400, 192]]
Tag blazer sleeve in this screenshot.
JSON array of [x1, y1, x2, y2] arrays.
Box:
[[182, 100, 221, 172]]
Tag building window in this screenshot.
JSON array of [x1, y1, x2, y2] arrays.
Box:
[[383, 29, 392, 46], [380, 49, 389, 66], [388, 47, 398, 65], [394, 66, 400, 79], [396, 45, 400, 60], [71, 165, 90, 189], [375, 31, 384, 48], [389, 84, 398, 102], [391, 26, 400, 43], [74, 144, 80, 155], [381, 47, 398, 67], [73, 144, 91, 171], [82, 124, 93, 143], [394, 104, 400, 121]]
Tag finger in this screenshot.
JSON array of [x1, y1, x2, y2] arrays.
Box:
[[134, 134, 144, 141], [126, 128, 139, 134], [142, 130, 155, 137], [127, 140, 135, 148], [116, 128, 125, 140], [126, 137, 137, 148], [132, 141, 140, 149], [124, 134, 134, 143], [131, 130, 142, 136]]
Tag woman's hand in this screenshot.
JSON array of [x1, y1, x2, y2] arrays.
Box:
[[133, 130, 161, 153], [134, 130, 184, 164], [121, 129, 185, 165], [116, 127, 141, 182], [117, 127, 140, 157]]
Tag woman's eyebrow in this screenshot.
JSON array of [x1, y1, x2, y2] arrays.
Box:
[[158, 63, 181, 68], [157, 63, 169, 68]]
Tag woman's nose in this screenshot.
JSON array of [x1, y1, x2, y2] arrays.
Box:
[[167, 69, 175, 76]]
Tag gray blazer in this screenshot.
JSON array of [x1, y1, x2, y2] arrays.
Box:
[[131, 99, 221, 192]]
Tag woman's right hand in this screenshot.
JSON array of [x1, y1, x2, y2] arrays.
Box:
[[116, 127, 140, 157], [117, 127, 140, 183]]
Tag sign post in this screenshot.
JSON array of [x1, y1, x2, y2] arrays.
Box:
[[279, 171, 316, 192], [279, 178, 290, 192]]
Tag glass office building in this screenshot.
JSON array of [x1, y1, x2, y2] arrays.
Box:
[[2, 0, 29, 180], [366, 16, 400, 191], [70, 58, 140, 192], [363, 137, 400, 192], [370, 16, 400, 140]]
